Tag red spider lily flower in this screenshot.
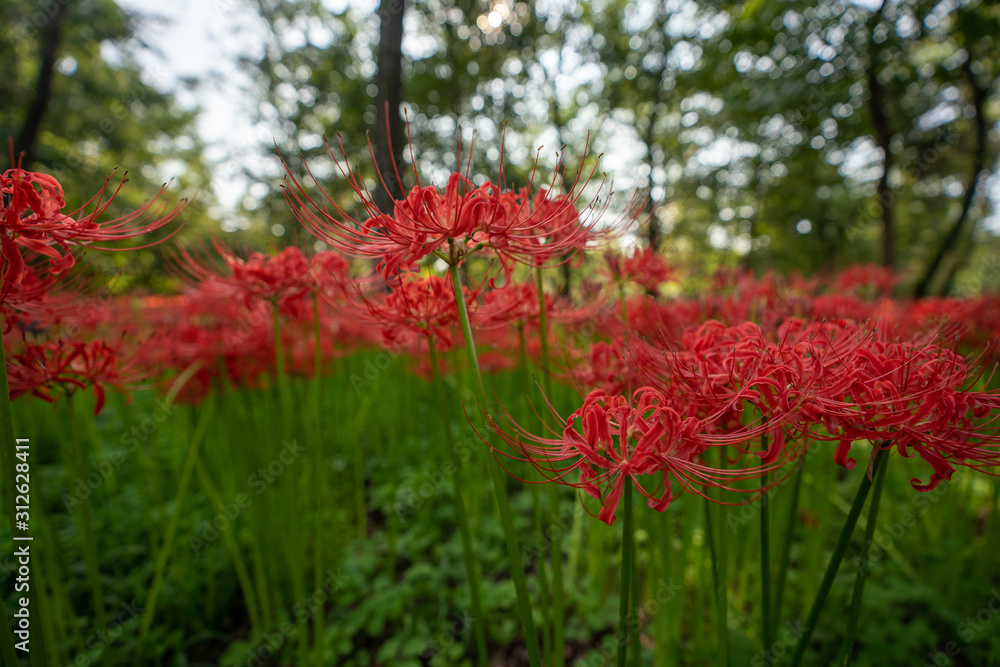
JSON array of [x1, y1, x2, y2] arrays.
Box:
[[563, 340, 635, 397], [2, 263, 129, 339], [495, 189, 593, 267], [812, 338, 1000, 491], [135, 291, 282, 395], [476, 347, 521, 374], [472, 280, 551, 330], [0, 264, 64, 331], [281, 133, 618, 282], [68, 286, 370, 403], [355, 273, 463, 351], [226, 246, 312, 305], [629, 321, 826, 460], [1, 163, 187, 295], [701, 319, 1000, 492], [807, 293, 879, 324], [470, 279, 611, 343], [833, 264, 898, 299], [175, 243, 314, 310], [617, 295, 707, 343], [479, 177, 626, 273], [7, 339, 144, 414], [618, 318, 975, 478], [604, 246, 676, 293], [310, 249, 355, 301], [483, 386, 800, 525]]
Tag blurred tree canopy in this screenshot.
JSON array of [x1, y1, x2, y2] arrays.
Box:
[[242, 0, 1000, 295], [1, 0, 997, 295], [0, 0, 217, 287]]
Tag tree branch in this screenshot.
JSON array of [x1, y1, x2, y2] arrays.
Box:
[[865, 2, 895, 269], [374, 0, 407, 212], [913, 60, 993, 298], [16, 0, 71, 169]]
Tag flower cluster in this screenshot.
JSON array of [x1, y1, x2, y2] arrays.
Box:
[[7, 146, 998, 528], [281, 138, 616, 282], [491, 317, 1000, 524], [1, 164, 185, 294]]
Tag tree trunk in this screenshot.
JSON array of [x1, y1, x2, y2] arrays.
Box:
[[865, 5, 895, 269], [644, 4, 669, 253], [373, 0, 407, 213], [913, 61, 992, 298], [16, 0, 71, 169], [643, 113, 660, 252], [546, 28, 574, 297]]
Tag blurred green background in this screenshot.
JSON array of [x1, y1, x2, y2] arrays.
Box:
[[1, 0, 998, 293]]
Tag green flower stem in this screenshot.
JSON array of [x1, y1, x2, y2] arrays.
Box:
[[630, 509, 640, 667], [0, 323, 17, 524], [0, 583, 19, 667], [0, 328, 51, 667], [273, 304, 309, 656], [349, 356, 380, 541], [772, 462, 804, 632], [271, 299, 307, 665], [536, 266, 566, 667], [516, 322, 552, 660], [532, 486, 553, 661], [271, 301, 292, 421], [760, 433, 774, 651], [534, 268, 553, 398], [67, 393, 109, 636], [704, 489, 730, 667], [449, 263, 541, 667], [312, 296, 327, 666], [38, 506, 82, 653], [194, 459, 261, 629], [839, 445, 890, 664], [790, 445, 890, 667], [567, 502, 584, 582], [138, 397, 215, 643], [273, 299, 310, 657], [617, 481, 635, 667], [429, 340, 489, 667], [653, 512, 673, 667]]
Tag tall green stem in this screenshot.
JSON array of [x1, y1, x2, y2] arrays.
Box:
[[429, 340, 489, 667], [67, 393, 108, 638], [518, 324, 551, 661], [0, 325, 26, 667], [449, 263, 541, 667], [760, 433, 774, 651], [138, 398, 215, 643], [772, 462, 804, 631], [839, 446, 890, 664], [0, 329, 16, 523], [617, 282, 632, 398], [654, 512, 676, 667], [531, 487, 552, 660], [312, 296, 326, 666], [271, 300, 308, 665], [630, 510, 640, 667], [536, 266, 566, 667], [617, 481, 635, 667], [0, 328, 50, 667], [272, 301, 293, 423], [534, 268, 553, 397], [349, 354, 381, 540], [194, 459, 261, 629], [790, 446, 890, 667], [0, 588, 18, 667], [704, 490, 729, 667]]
